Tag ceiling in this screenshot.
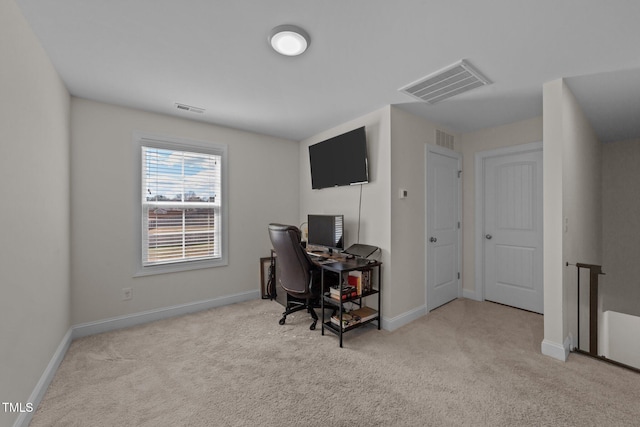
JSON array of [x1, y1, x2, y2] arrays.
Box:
[[14, 0, 640, 142]]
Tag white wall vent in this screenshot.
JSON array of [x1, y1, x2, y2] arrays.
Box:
[[399, 60, 491, 104], [436, 129, 454, 150], [175, 103, 205, 114]]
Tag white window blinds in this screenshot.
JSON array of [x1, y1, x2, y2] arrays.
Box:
[[141, 146, 222, 266]]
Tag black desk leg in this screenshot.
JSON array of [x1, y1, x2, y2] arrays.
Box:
[[377, 264, 381, 330], [339, 271, 343, 348], [321, 269, 325, 336]]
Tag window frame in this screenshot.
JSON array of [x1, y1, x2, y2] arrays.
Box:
[[133, 131, 228, 276]]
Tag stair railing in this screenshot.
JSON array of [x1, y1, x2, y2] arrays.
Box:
[[569, 262, 639, 373], [571, 263, 604, 355]]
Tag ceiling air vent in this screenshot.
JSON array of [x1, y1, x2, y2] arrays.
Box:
[[175, 103, 205, 114], [399, 60, 491, 104]]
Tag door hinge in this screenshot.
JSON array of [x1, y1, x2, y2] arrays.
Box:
[[458, 170, 462, 178], [458, 221, 461, 229], [457, 272, 460, 279]]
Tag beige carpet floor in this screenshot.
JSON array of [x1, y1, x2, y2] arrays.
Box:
[[31, 298, 640, 426]]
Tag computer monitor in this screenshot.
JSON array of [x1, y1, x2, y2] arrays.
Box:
[[307, 214, 344, 251]]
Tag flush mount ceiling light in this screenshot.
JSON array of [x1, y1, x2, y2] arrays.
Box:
[[269, 25, 310, 56]]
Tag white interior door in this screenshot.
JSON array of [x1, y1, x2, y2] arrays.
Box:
[[426, 146, 461, 312], [482, 147, 543, 313]]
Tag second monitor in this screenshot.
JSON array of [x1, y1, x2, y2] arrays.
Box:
[[307, 214, 344, 252]]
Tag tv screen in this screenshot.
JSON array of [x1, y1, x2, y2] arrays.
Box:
[[308, 126, 369, 190], [307, 214, 344, 250]]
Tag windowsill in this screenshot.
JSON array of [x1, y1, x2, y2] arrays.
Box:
[[134, 257, 228, 277]]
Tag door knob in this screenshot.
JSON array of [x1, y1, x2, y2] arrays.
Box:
[[429, 237, 437, 243], [485, 234, 492, 240]]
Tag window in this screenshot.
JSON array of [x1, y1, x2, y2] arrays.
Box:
[[134, 133, 228, 275]]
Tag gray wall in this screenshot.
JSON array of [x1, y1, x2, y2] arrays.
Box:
[[70, 98, 300, 325], [602, 138, 640, 317], [299, 107, 392, 316], [389, 107, 459, 319], [542, 78, 602, 359], [459, 116, 543, 298], [0, 1, 71, 426], [300, 106, 548, 328]]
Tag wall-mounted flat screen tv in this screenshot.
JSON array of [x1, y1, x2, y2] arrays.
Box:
[[308, 126, 369, 189]]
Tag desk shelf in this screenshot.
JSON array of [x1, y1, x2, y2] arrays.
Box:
[[322, 315, 379, 335], [322, 289, 379, 306], [320, 260, 382, 348]]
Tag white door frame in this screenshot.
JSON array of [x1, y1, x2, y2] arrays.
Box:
[[425, 144, 462, 311], [474, 141, 543, 302]]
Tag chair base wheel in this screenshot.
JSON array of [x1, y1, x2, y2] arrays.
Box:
[[310, 322, 317, 330], [279, 317, 286, 325]]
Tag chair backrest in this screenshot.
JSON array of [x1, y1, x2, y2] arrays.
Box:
[[268, 223, 314, 296]]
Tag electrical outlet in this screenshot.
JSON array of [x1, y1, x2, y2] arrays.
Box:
[[122, 287, 133, 301]]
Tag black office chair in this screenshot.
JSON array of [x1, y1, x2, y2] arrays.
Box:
[[268, 223, 321, 330]]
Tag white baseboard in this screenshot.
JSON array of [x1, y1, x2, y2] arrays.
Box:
[[541, 337, 571, 361], [382, 304, 427, 331], [72, 290, 260, 339], [13, 328, 73, 427]]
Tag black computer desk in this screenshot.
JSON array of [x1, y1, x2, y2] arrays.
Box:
[[315, 254, 382, 348], [269, 249, 382, 347]]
